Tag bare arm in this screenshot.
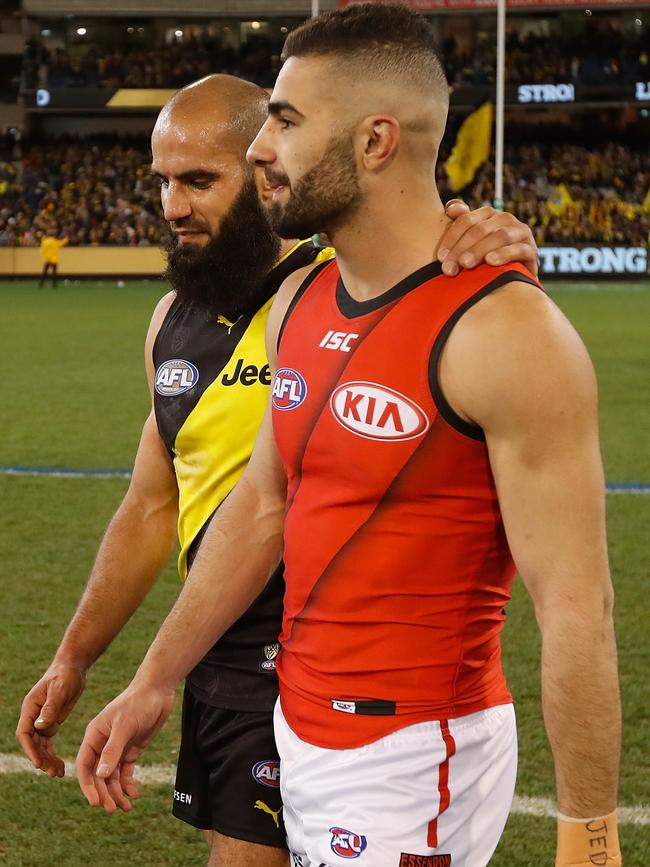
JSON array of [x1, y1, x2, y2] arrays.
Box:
[[441, 283, 620, 854], [74, 265, 310, 813], [16, 293, 178, 777]]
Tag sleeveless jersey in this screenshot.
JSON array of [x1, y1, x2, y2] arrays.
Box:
[[272, 258, 541, 746], [153, 238, 333, 710]]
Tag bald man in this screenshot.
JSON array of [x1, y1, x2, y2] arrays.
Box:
[[19, 72, 542, 866]]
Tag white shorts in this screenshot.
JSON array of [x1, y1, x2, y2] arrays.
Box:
[[274, 700, 517, 867]]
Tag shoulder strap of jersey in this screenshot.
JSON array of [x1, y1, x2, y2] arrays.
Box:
[[277, 258, 336, 351]]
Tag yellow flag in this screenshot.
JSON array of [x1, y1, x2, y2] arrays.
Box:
[[444, 102, 493, 192]]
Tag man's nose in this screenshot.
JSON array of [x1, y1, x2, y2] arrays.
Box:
[[162, 182, 192, 223], [247, 119, 275, 167]]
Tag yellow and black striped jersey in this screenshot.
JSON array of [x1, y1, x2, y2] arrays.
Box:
[[152, 238, 334, 710]]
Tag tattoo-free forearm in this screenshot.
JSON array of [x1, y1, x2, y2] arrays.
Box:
[[539, 599, 621, 817], [54, 493, 178, 671], [133, 472, 285, 692]]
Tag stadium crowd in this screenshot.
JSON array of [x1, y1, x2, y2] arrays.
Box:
[[0, 135, 648, 248], [21, 19, 649, 91]]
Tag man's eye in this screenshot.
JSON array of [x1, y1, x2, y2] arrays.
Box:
[[280, 117, 294, 130], [192, 179, 214, 189], [158, 178, 169, 189]]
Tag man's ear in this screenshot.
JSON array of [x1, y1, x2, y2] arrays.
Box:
[[359, 115, 400, 173]]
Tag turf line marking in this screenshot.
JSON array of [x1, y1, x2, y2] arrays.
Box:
[[2, 466, 648, 493], [1, 753, 648, 826], [0, 465, 131, 479]]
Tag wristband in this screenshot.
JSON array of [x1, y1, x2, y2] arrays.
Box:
[[556, 810, 621, 866]]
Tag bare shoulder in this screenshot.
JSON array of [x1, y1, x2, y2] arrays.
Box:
[[440, 279, 597, 431], [144, 290, 176, 390], [266, 260, 332, 367]]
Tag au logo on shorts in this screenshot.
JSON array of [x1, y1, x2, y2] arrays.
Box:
[[252, 759, 281, 788], [155, 359, 199, 396], [329, 827, 367, 859], [272, 368, 307, 410]]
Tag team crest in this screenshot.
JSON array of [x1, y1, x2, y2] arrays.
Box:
[[272, 368, 307, 410], [155, 359, 199, 396], [329, 827, 368, 859]]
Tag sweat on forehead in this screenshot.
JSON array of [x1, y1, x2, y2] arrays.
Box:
[[157, 74, 269, 151]]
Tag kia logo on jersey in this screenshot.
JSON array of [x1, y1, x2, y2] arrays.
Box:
[[252, 760, 281, 788], [329, 827, 367, 859], [330, 382, 429, 441], [272, 368, 308, 410], [155, 359, 199, 396]]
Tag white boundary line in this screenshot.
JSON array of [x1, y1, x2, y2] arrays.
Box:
[[1, 753, 648, 826]]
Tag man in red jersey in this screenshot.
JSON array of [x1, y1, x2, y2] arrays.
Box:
[[75, 6, 621, 867]]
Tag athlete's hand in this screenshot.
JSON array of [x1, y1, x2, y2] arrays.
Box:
[[76, 681, 175, 814], [440, 199, 539, 278], [16, 661, 87, 777]]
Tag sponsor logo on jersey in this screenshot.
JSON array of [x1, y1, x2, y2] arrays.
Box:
[[155, 359, 199, 396], [399, 854, 451, 867], [319, 329, 360, 353], [330, 382, 429, 441], [252, 760, 281, 788], [331, 700, 356, 714], [329, 827, 367, 859], [221, 358, 272, 387], [272, 368, 307, 410]]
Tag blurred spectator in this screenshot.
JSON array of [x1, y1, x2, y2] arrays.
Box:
[[0, 133, 648, 248], [17, 14, 649, 92]]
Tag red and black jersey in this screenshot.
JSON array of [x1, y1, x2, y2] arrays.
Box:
[[272, 258, 541, 748]]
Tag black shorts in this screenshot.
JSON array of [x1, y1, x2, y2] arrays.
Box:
[[172, 687, 286, 849]]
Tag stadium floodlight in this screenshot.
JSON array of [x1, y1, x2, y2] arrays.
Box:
[[76, 27, 87, 36], [312, 0, 319, 18], [174, 29, 183, 38]]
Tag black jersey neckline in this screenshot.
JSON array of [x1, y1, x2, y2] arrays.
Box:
[[336, 259, 444, 319]]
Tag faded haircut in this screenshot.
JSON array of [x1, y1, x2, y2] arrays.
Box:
[[282, 2, 448, 105]]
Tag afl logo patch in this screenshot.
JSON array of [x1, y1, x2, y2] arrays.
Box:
[[329, 827, 367, 859], [155, 359, 199, 396], [252, 760, 281, 788], [272, 368, 307, 410], [330, 381, 429, 442]]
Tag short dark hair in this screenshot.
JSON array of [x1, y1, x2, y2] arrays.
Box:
[[282, 2, 447, 97]]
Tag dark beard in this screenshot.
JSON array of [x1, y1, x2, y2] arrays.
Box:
[[268, 132, 362, 239], [163, 177, 280, 320]]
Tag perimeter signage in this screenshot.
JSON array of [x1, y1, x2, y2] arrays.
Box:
[[538, 247, 648, 277]]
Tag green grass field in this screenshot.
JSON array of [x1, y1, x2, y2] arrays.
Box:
[[1, 279, 649, 866]]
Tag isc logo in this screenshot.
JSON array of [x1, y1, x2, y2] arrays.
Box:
[[319, 330, 359, 353], [330, 381, 429, 441], [252, 760, 281, 788], [155, 359, 199, 396], [272, 368, 307, 410], [329, 827, 367, 859]]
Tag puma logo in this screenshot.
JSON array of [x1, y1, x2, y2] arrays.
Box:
[[254, 799, 283, 829], [216, 314, 242, 334]]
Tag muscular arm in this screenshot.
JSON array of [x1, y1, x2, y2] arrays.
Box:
[[74, 266, 308, 812], [16, 293, 179, 776], [441, 283, 621, 820]]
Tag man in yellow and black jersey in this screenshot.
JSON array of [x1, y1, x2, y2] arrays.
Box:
[[18, 74, 540, 867]]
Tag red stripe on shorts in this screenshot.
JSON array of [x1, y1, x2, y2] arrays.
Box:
[[427, 719, 457, 849]]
